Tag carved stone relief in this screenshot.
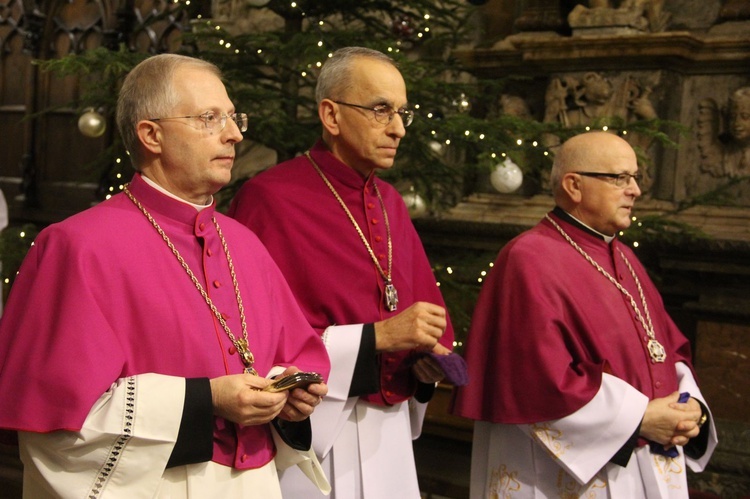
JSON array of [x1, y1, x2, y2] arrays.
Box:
[[499, 94, 533, 120], [542, 71, 661, 192], [696, 86, 750, 180], [568, 0, 671, 34], [719, 0, 750, 22], [211, 0, 280, 35]]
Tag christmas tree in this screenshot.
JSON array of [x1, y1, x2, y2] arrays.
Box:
[[38, 0, 558, 212], [21, 1, 694, 346]]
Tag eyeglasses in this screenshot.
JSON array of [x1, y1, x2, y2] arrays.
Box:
[[333, 101, 414, 127], [149, 111, 248, 132], [574, 171, 642, 188]]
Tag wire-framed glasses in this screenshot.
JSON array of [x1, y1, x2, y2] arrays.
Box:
[[149, 111, 248, 132], [333, 101, 414, 127], [574, 171, 642, 188]]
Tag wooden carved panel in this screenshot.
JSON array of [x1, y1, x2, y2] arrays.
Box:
[[0, 0, 197, 222], [0, 0, 31, 198]]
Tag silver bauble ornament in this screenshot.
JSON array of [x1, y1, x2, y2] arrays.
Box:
[[490, 158, 523, 193], [78, 108, 106, 138], [429, 140, 444, 155], [402, 191, 427, 218]]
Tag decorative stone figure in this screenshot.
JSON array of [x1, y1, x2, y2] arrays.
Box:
[[696, 87, 750, 179], [210, 0, 275, 34], [542, 72, 660, 192], [719, 0, 750, 21], [567, 73, 614, 126], [568, 0, 670, 34], [499, 94, 533, 120], [543, 72, 657, 130]]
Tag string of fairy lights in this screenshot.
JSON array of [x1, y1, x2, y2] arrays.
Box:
[[429, 211, 644, 289], [98, 2, 640, 201], [5, 2, 648, 289]]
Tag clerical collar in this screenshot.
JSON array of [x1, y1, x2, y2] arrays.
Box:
[[552, 206, 615, 243], [314, 139, 377, 190], [140, 174, 213, 211]]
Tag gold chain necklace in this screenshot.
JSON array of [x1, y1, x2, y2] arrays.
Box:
[[545, 214, 666, 363], [123, 184, 258, 374], [305, 152, 398, 311]]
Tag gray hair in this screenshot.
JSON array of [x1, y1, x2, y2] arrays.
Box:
[[549, 154, 566, 199], [315, 47, 396, 104], [116, 54, 222, 168], [549, 133, 593, 199]]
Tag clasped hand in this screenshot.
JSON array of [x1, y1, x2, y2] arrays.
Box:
[[640, 391, 703, 450], [210, 366, 327, 426]]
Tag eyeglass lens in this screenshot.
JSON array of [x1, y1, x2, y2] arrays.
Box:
[[206, 112, 247, 132]]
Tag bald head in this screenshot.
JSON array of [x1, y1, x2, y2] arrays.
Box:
[[550, 131, 641, 235], [550, 132, 636, 202]]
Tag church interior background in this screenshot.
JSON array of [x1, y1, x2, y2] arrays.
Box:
[[0, 1, 749, 497]]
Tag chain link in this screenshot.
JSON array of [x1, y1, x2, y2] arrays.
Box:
[[305, 152, 393, 285]]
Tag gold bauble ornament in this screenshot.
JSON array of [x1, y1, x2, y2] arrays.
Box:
[[78, 108, 106, 138]]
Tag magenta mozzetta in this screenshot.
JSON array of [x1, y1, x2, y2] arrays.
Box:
[[0, 173, 330, 470]]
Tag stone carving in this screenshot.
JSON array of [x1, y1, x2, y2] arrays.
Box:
[[543, 72, 658, 129], [542, 72, 660, 191], [499, 94, 533, 120], [719, 0, 750, 22], [210, 0, 277, 34], [212, 0, 238, 19], [568, 0, 670, 34], [696, 87, 750, 179]]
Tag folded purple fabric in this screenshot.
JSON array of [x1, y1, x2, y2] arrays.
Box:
[[429, 352, 470, 386]]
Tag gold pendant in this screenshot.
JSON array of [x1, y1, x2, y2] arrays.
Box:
[[385, 282, 399, 312], [236, 338, 256, 372], [647, 339, 667, 363]]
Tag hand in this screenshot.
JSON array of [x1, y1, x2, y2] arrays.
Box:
[[668, 396, 704, 446], [374, 302, 447, 353], [640, 392, 702, 448], [411, 343, 452, 384], [210, 373, 288, 426], [275, 366, 328, 422]]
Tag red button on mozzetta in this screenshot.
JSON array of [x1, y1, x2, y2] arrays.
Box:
[[213, 280, 221, 288]]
